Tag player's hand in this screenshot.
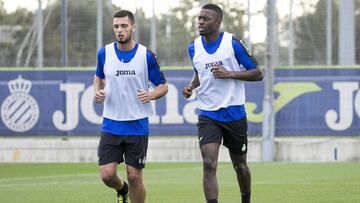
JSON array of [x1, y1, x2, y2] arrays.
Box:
[[183, 85, 193, 99], [211, 65, 231, 79], [94, 89, 105, 103], [137, 89, 151, 103]]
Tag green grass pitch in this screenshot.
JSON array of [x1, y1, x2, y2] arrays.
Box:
[[0, 162, 359, 203]]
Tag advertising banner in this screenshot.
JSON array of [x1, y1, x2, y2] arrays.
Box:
[[0, 68, 359, 136]]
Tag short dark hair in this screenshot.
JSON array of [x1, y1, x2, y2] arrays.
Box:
[[202, 4, 223, 22], [113, 10, 135, 24]]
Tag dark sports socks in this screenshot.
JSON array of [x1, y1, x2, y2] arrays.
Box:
[[117, 181, 129, 197], [241, 192, 251, 203], [207, 199, 218, 203]]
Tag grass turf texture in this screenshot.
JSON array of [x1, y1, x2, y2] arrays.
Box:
[[0, 162, 359, 203]]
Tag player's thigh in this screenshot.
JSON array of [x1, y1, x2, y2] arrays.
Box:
[[124, 136, 148, 169], [200, 142, 221, 163], [222, 117, 248, 155], [98, 132, 125, 166], [197, 115, 223, 146]]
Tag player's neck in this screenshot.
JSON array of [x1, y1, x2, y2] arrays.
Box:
[[203, 31, 220, 43], [117, 40, 135, 51]]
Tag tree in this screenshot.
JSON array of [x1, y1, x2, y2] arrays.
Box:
[[288, 0, 359, 65], [291, 0, 335, 65], [155, 0, 245, 66], [135, 9, 151, 48], [0, 7, 34, 67], [0, 0, 246, 67], [42, 0, 118, 66]]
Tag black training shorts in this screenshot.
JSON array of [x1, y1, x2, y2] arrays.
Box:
[[98, 132, 148, 168], [197, 115, 248, 155]]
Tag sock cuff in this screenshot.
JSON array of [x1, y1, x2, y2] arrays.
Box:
[[117, 181, 129, 197], [241, 192, 251, 203]]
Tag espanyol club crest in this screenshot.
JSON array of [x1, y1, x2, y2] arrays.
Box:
[[1, 75, 39, 132]]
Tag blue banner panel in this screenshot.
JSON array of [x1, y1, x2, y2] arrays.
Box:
[[0, 68, 359, 136]]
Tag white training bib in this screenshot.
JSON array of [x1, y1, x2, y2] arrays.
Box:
[[102, 43, 154, 120], [193, 32, 246, 110]]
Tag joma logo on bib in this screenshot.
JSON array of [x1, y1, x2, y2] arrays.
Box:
[[204, 61, 223, 69], [115, 70, 136, 76]]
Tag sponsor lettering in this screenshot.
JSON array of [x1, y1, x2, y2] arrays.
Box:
[[52, 82, 198, 131], [325, 82, 360, 131], [115, 70, 136, 76], [204, 61, 223, 69], [1, 74, 359, 135]]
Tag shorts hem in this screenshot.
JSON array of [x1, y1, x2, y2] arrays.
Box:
[[199, 141, 222, 146], [98, 160, 123, 166], [125, 161, 145, 169], [228, 148, 248, 156]]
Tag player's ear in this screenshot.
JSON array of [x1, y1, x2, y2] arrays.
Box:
[[132, 23, 136, 32], [216, 19, 222, 26]]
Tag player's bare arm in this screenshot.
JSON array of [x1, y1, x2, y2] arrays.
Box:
[[93, 75, 106, 103], [211, 64, 263, 81], [183, 72, 200, 99], [137, 83, 168, 103]]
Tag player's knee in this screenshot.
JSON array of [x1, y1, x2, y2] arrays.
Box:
[[100, 167, 117, 183], [203, 158, 217, 172], [233, 162, 249, 176], [127, 171, 141, 185]]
